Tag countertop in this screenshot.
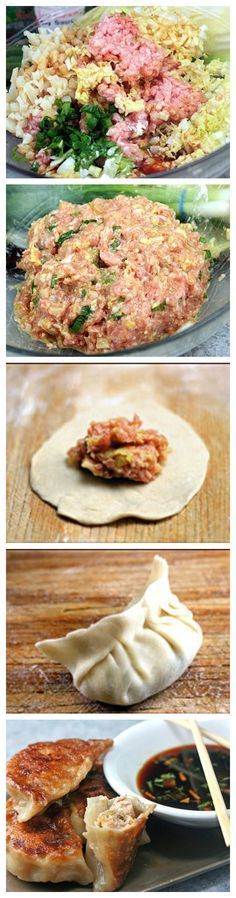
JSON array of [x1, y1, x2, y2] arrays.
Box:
[[183, 321, 229, 357], [6, 718, 230, 892], [6, 548, 230, 715], [6, 362, 230, 544]]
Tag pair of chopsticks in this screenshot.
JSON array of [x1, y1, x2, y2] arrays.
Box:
[[168, 718, 230, 847], [169, 718, 230, 750]]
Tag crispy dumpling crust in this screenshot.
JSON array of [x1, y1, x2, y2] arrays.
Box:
[[65, 760, 116, 835], [7, 738, 113, 821], [6, 798, 93, 884]]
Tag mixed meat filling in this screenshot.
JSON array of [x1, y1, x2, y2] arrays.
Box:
[[14, 194, 210, 354], [67, 415, 169, 483], [95, 797, 138, 830]]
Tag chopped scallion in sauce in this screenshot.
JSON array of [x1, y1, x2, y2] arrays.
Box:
[[137, 744, 230, 811]]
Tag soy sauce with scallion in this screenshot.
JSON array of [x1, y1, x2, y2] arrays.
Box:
[[137, 744, 230, 811]]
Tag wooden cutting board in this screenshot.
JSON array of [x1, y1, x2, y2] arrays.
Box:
[[7, 548, 229, 714], [6, 363, 229, 543]]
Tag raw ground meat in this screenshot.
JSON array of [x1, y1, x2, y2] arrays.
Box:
[[144, 76, 205, 128], [88, 14, 165, 84], [107, 111, 148, 160], [67, 415, 169, 483], [87, 14, 205, 157]]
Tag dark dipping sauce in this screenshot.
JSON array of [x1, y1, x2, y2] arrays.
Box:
[[137, 743, 230, 812]]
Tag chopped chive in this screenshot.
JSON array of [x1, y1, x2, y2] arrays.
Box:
[[151, 301, 167, 312], [51, 274, 57, 287], [70, 305, 92, 333], [110, 237, 121, 251], [110, 312, 124, 320]]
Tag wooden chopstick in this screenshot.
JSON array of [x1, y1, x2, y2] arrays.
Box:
[[189, 719, 230, 847], [167, 718, 230, 750]]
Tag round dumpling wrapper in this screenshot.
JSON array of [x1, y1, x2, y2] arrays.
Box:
[[30, 400, 209, 525]]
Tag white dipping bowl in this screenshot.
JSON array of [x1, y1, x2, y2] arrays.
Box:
[[104, 717, 230, 829]]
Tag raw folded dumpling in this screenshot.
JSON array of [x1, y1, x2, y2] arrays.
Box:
[[84, 795, 153, 891], [37, 555, 202, 706]]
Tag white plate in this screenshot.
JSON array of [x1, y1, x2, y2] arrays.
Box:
[[104, 716, 230, 828]]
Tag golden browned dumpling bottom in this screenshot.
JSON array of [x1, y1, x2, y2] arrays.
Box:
[[6, 798, 93, 885], [7, 738, 113, 821]]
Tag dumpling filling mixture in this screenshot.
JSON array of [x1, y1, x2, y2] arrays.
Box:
[[95, 797, 138, 829], [14, 194, 210, 354], [7, 9, 229, 177], [67, 414, 169, 483]]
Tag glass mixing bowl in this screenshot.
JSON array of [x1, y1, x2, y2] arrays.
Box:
[[6, 183, 230, 358], [6, 6, 230, 179]]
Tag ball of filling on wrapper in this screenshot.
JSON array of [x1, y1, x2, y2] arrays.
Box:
[[67, 414, 169, 483]]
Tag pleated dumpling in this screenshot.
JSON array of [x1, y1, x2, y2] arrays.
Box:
[[36, 555, 202, 706]]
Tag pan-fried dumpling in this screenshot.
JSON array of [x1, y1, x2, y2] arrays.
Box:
[[6, 798, 93, 885], [7, 738, 113, 821], [37, 556, 202, 706], [84, 795, 153, 891], [64, 760, 116, 837]]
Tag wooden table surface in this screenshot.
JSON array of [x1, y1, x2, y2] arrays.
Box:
[[7, 548, 229, 715], [6, 363, 229, 544]]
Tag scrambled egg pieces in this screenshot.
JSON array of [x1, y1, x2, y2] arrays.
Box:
[[75, 62, 116, 104], [117, 94, 144, 114], [74, 60, 144, 113]]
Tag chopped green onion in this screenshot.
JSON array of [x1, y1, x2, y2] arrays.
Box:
[[81, 288, 87, 298], [110, 238, 122, 251], [80, 219, 99, 227], [70, 305, 92, 333], [51, 274, 57, 287], [151, 301, 167, 312], [57, 220, 98, 247], [56, 228, 81, 247], [100, 271, 117, 285]]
